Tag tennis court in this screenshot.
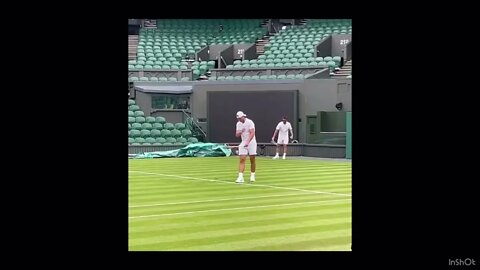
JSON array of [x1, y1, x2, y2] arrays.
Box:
[[129, 156, 351, 251]]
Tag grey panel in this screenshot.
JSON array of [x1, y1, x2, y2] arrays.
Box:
[[207, 91, 298, 143]]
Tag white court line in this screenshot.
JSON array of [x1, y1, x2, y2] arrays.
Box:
[[129, 171, 351, 197], [129, 199, 352, 219], [130, 192, 323, 208]]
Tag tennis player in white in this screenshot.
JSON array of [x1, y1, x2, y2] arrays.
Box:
[[235, 111, 257, 183], [271, 116, 293, 159]]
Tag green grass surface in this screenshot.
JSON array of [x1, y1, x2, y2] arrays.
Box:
[[129, 156, 351, 251]]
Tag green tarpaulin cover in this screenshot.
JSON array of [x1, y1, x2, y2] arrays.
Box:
[[130, 143, 232, 159]]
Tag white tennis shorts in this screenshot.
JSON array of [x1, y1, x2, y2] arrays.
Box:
[[277, 135, 289, 145], [238, 141, 257, 156]]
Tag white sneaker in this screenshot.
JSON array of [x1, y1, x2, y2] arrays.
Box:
[[282, 155, 286, 159], [250, 176, 255, 182], [235, 177, 244, 183], [272, 155, 279, 159]]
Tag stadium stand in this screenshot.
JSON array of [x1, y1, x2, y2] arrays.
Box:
[[128, 99, 195, 146]]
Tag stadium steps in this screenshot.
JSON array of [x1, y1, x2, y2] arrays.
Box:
[[255, 34, 272, 55], [331, 60, 351, 78], [128, 35, 138, 60], [255, 19, 272, 55]]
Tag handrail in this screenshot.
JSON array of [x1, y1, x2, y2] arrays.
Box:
[[182, 109, 207, 139]]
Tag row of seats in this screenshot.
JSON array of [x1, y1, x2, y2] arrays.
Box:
[[307, 19, 352, 27], [129, 65, 188, 70], [128, 121, 186, 130], [128, 59, 214, 70], [155, 19, 262, 27], [129, 77, 189, 82], [232, 56, 340, 64], [129, 137, 199, 145], [209, 74, 308, 81], [127, 116, 186, 130], [129, 128, 192, 138], [226, 60, 337, 69]]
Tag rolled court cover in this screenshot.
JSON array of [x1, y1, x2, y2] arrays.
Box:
[[129, 143, 232, 159]]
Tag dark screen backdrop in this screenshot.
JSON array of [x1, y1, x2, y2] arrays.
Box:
[[207, 90, 298, 143]]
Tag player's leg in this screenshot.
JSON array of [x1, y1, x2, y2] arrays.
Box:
[[273, 143, 280, 159], [236, 145, 248, 183], [236, 155, 246, 183], [249, 155, 256, 182], [283, 143, 287, 159], [248, 143, 257, 182]]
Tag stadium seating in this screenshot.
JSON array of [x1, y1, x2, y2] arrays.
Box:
[[233, 19, 351, 72], [128, 99, 197, 146], [129, 19, 266, 81]]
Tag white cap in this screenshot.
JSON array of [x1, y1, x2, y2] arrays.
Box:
[[236, 111, 247, 118]]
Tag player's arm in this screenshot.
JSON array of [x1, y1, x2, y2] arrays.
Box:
[[286, 122, 293, 139], [235, 122, 242, 137], [245, 128, 255, 145], [272, 129, 278, 140], [272, 124, 279, 140]]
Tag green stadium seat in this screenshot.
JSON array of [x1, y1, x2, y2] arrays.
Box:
[[318, 61, 328, 68], [132, 123, 142, 130], [145, 116, 156, 123], [135, 116, 146, 123], [176, 137, 187, 144], [164, 123, 175, 130], [141, 123, 153, 130], [140, 129, 151, 137], [155, 116, 166, 123], [130, 129, 141, 137], [134, 137, 146, 144], [165, 137, 177, 144], [175, 123, 186, 130], [152, 123, 163, 130], [160, 129, 172, 137], [181, 129, 192, 138], [129, 105, 140, 111], [150, 129, 161, 137], [155, 137, 166, 144], [170, 129, 182, 138], [145, 137, 156, 144], [134, 111, 145, 117]]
